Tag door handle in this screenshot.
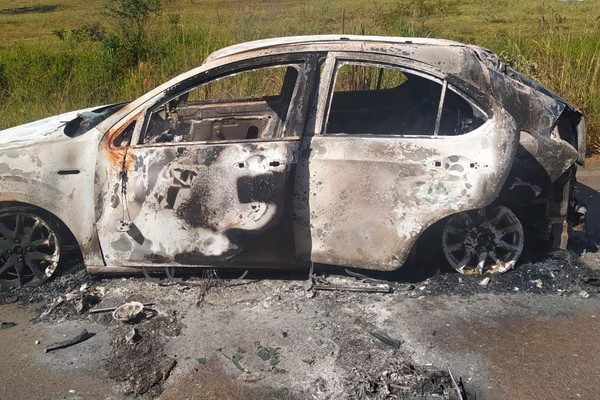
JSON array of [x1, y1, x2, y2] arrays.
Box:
[[234, 160, 285, 169]]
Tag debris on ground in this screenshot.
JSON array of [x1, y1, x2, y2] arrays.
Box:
[[112, 301, 145, 322], [412, 250, 600, 298], [0, 321, 17, 329], [311, 272, 393, 294], [0, 269, 92, 307], [89, 302, 154, 314], [38, 297, 65, 320], [44, 329, 94, 353], [370, 329, 402, 349], [346, 360, 470, 399], [106, 312, 181, 397], [345, 268, 393, 285], [254, 341, 281, 367], [448, 369, 468, 400], [313, 283, 392, 293], [223, 347, 249, 373], [161, 360, 177, 381], [531, 279, 544, 289], [239, 371, 265, 383], [35, 282, 107, 321], [125, 328, 141, 344], [65, 283, 105, 314], [0, 295, 18, 305], [478, 277, 491, 287]]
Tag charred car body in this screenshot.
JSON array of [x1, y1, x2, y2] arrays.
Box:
[[0, 35, 586, 286]]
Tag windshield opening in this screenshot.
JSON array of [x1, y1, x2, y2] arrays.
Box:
[[64, 102, 129, 137]]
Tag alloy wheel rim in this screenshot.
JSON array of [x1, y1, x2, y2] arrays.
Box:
[[442, 205, 524, 275], [0, 212, 60, 287]]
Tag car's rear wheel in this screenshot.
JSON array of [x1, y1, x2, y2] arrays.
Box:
[[0, 209, 61, 287], [442, 205, 524, 275]]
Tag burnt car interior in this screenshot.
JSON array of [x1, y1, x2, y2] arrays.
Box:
[[326, 63, 486, 136], [438, 88, 486, 135], [140, 64, 301, 144]]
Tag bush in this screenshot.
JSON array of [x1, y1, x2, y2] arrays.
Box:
[[103, 0, 163, 68]]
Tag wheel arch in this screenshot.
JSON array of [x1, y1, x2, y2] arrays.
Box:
[[408, 200, 526, 269], [0, 183, 105, 268], [0, 201, 84, 261]]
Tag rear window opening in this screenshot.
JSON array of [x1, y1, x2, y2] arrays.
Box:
[[325, 62, 486, 137]]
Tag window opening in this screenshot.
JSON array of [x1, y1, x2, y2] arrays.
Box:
[[325, 63, 441, 136], [437, 85, 486, 136], [325, 62, 486, 137], [113, 121, 136, 147], [141, 64, 300, 144]]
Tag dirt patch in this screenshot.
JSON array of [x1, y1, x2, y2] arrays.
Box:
[[161, 362, 305, 400], [303, 287, 472, 399]]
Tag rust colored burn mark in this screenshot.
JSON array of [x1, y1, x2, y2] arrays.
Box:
[[103, 145, 124, 168], [103, 113, 141, 171], [102, 145, 135, 173]]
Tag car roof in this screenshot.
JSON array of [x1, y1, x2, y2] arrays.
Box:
[[204, 35, 467, 64]]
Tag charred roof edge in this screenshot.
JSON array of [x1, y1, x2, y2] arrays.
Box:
[[204, 35, 466, 63]]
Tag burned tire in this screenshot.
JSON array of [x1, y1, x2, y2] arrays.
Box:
[[441, 205, 524, 275], [0, 208, 61, 287]]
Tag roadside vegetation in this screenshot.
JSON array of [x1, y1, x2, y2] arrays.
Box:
[[0, 0, 599, 152]]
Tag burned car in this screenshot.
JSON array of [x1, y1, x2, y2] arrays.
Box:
[[0, 35, 586, 286]]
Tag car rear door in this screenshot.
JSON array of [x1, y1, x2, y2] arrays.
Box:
[[293, 52, 518, 270]]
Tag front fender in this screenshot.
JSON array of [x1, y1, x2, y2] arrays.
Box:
[[0, 177, 103, 267]]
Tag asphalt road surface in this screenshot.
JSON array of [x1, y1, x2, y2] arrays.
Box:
[[1, 160, 600, 400]]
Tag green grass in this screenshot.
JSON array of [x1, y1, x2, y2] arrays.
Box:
[[0, 0, 599, 151]]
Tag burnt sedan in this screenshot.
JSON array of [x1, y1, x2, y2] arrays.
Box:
[[0, 35, 586, 286]]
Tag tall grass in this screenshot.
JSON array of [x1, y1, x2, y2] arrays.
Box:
[[0, 24, 222, 127], [0, 0, 598, 153], [0, 44, 119, 126]]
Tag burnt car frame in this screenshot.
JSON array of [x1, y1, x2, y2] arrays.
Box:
[[0, 35, 586, 286]]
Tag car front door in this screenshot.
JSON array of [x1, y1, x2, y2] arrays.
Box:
[[96, 56, 315, 268], [294, 52, 518, 271]]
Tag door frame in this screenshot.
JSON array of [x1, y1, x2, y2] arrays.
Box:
[[294, 51, 515, 270], [95, 53, 321, 268]]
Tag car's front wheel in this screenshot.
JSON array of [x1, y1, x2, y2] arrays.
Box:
[[0, 208, 61, 287], [441, 205, 524, 275]]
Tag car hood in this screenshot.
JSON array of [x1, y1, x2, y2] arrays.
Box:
[[0, 106, 101, 149]]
